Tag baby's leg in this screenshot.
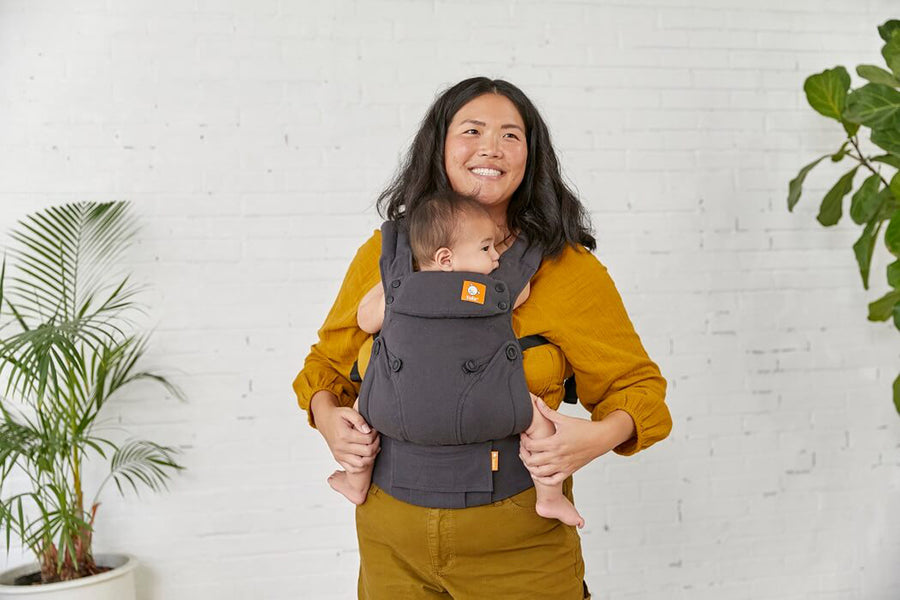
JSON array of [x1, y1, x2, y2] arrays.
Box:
[[526, 394, 585, 528], [327, 399, 373, 505]]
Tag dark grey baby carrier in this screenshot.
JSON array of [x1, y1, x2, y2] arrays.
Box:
[[356, 219, 544, 508]]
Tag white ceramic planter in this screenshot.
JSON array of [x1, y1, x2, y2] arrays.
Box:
[[0, 554, 136, 600]]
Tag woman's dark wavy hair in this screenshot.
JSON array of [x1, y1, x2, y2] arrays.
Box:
[[375, 77, 596, 257]]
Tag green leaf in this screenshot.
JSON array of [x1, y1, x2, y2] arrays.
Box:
[[844, 83, 900, 128], [872, 128, 900, 154], [878, 20, 900, 43], [853, 218, 882, 289], [876, 187, 899, 220], [817, 167, 858, 226], [888, 259, 900, 287], [883, 29, 900, 77], [893, 372, 900, 416], [891, 171, 900, 199], [885, 209, 900, 256], [868, 288, 900, 321], [872, 153, 900, 169], [894, 303, 900, 331], [804, 67, 851, 121], [857, 64, 900, 87], [850, 174, 883, 225], [788, 154, 829, 210], [831, 141, 850, 162], [843, 121, 860, 137]]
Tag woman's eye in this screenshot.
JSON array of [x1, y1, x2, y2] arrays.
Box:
[[504, 133, 519, 140], [464, 128, 479, 134]]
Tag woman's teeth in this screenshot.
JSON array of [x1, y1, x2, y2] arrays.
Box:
[[470, 168, 502, 177]]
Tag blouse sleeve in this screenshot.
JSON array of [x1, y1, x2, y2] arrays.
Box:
[[292, 229, 382, 428], [538, 244, 672, 456]]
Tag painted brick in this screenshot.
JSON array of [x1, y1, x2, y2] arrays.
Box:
[[1, 2, 899, 599]]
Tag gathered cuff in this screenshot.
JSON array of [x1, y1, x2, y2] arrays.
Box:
[[293, 371, 359, 429], [590, 391, 672, 457]]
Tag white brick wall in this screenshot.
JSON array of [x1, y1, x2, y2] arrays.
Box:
[[2, 1, 899, 598]]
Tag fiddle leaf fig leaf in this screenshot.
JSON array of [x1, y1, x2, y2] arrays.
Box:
[[853, 218, 882, 289], [858, 64, 900, 87], [868, 288, 900, 321], [844, 83, 900, 128], [882, 30, 900, 77], [878, 20, 900, 43], [893, 372, 900, 415], [871, 127, 900, 154], [850, 174, 883, 225], [888, 259, 900, 287], [831, 141, 850, 161], [885, 209, 900, 256], [872, 153, 900, 169], [877, 186, 900, 220], [895, 303, 900, 331], [891, 171, 900, 199], [804, 67, 851, 121], [817, 167, 858, 226], [788, 154, 829, 210]]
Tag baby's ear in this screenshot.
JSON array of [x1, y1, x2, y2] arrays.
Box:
[[434, 247, 453, 271]]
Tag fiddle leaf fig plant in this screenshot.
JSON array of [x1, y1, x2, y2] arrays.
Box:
[[0, 201, 184, 584], [788, 19, 900, 415]]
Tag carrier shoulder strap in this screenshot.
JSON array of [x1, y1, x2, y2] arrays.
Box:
[[378, 219, 413, 290], [491, 230, 543, 303]]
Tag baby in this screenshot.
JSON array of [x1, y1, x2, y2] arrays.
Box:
[[328, 191, 584, 528]]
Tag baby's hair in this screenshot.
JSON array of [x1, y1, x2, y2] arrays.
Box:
[[408, 191, 492, 268]]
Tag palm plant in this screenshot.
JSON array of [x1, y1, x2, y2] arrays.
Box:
[[0, 201, 183, 584]]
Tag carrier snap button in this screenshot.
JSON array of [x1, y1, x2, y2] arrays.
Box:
[[391, 279, 401, 288], [385, 295, 394, 305], [498, 301, 509, 310], [372, 339, 381, 356], [495, 282, 505, 293], [464, 359, 477, 373], [390, 358, 402, 372], [506, 345, 519, 361]]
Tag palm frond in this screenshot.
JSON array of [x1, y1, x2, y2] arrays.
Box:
[[5, 202, 138, 330], [99, 440, 183, 500]]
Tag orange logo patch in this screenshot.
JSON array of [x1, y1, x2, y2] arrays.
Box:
[[460, 280, 486, 304]]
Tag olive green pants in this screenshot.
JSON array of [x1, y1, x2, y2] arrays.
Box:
[[355, 478, 590, 599]]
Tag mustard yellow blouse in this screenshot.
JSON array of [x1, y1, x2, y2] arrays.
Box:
[[293, 229, 672, 456]]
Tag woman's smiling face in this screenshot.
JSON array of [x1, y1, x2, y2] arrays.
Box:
[[443, 93, 528, 212]]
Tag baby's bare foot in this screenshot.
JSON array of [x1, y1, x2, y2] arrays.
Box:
[[327, 470, 368, 505], [536, 495, 585, 529]]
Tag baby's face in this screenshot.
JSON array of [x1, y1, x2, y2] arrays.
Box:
[[449, 213, 501, 275]]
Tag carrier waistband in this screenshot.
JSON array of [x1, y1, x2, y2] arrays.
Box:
[[371, 434, 534, 509]]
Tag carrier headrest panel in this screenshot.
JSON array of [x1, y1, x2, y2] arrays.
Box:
[[386, 271, 512, 318]]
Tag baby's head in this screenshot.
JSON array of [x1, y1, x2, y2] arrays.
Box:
[[408, 191, 500, 274]]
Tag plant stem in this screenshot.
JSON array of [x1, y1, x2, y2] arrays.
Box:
[[73, 444, 82, 515], [849, 135, 891, 187]]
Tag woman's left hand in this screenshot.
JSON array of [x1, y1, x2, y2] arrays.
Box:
[[519, 397, 615, 486]]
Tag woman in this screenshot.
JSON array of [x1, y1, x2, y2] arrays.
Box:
[[293, 77, 672, 599]]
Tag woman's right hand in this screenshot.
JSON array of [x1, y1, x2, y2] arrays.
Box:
[[311, 391, 380, 474]]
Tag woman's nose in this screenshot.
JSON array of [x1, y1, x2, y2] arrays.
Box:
[[478, 135, 501, 157]]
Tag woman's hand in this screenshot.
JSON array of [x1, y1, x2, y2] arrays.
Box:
[[311, 391, 380, 474], [519, 396, 628, 486]]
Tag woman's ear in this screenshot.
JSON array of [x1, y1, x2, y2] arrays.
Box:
[[434, 247, 453, 271]]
